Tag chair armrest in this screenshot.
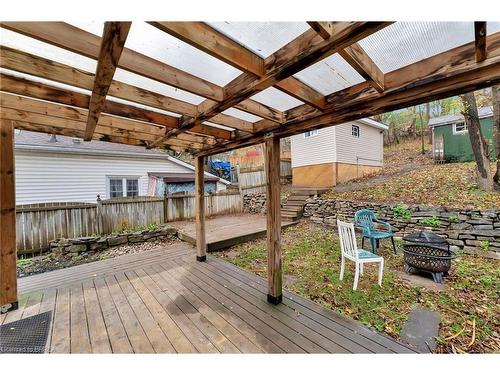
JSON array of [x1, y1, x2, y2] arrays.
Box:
[[374, 219, 392, 233]]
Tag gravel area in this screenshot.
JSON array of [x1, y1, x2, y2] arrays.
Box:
[[17, 237, 180, 278]]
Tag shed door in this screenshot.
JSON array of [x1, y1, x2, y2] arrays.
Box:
[[433, 134, 444, 160]]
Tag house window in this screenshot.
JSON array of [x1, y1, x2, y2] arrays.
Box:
[[352, 125, 360, 138], [453, 122, 468, 134], [304, 129, 319, 138], [108, 177, 139, 198]]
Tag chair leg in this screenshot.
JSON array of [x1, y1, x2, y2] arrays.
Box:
[[360, 263, 364, 276], [378, 259, 384, 287], [361, 236, 365, 248], [353, 263, 360, 291], [391, 236, 397, 254], [370, 237, 377, 254], [339, 256, 345, 281]]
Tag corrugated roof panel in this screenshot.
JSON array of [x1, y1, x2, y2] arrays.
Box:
[[250, 87, 304, 111], [358, 22, 477, 73], [293, 53, 365, 95], [206, 22, 310, 58], [123, 22, 242, 86]]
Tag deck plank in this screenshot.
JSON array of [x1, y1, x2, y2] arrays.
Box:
[[114, 272, 175, 353], [104, 275, 155, 353], [50, 287, 71, 353], [93, 277, 133, 353], [70, 283, 92, 353], [150, 263, 263, 353], [162, 261, 280, 353], [82, 279, 112, 353], [133, 268, 219, 353], [124, 270, 197, 353]]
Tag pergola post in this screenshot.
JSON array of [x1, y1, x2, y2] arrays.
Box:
[[195, 156, 206, 261], [265, 135, 282, 304], [0, 119, 18, 313]]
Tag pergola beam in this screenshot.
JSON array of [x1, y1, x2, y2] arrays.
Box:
[[85, 22, 131, 140], [308, 21, 385, 92], [475, 21, 487, 62]]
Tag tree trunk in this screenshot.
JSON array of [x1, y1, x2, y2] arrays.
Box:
[[492, 85, 500, 190], [460, 92, 494, 190]]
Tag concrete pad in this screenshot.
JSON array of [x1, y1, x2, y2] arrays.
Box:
[[401, 306, 440, 353], [397, 271, 447, 292]]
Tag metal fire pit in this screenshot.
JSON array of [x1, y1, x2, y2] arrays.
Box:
[[402, 231, 456, 283]]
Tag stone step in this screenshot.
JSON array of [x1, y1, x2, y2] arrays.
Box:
[[282, 209, 301, 215]]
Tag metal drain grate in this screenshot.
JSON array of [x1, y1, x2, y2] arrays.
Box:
[[0, 311, 52, 353]]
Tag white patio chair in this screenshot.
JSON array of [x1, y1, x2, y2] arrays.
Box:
[[337, 219, 384, 291]]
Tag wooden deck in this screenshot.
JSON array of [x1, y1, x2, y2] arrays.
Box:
[[1, 243, 417, 353], [171, 214, 298, 252]]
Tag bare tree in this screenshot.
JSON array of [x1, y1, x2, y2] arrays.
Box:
[[492, 85, 500, 190], [460, 92, 494, 190]]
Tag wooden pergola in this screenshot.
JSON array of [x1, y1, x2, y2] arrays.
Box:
[[1, 21, 499, 312]]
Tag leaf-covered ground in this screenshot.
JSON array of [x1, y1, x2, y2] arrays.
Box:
[[325, 139, 500, 209], [215, 222, 500, 353]]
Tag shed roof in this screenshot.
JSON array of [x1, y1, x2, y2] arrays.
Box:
[[428, 106, 493, 127]]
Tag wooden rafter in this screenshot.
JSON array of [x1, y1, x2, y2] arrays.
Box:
[[150, 22, 326, 110], [195, 31, 500, 156], [85, 22, 131, 140], [149, 22, 390, 147], [475, 21, 487, 62], [308, 21, 385, 92]]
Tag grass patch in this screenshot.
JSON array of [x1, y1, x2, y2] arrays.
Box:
[[215, 222, 500, 353]]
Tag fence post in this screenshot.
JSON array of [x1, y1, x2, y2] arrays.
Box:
[[96, 194, 103, 235], [163, 189, 168, 223]]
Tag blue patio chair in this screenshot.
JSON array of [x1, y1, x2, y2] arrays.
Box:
[[354, 209, 396, 255]]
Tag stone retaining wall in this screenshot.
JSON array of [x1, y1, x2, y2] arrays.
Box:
[[303, 198, 500, 253], [49, 225, 178, 256]]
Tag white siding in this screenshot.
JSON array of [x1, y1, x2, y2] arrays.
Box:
[[334, 121, 384, 166], [15, 150, 194, 204], [290, 127, 336, 168]]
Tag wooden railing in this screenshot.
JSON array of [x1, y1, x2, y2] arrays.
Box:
[[16, 191, 243, 255]]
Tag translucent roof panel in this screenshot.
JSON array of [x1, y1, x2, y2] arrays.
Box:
[[123, 22, 242, 86], [222, 108, 262, 122], [251, 87, 304, 111], [113, 68, 206, 105], [358, 22, 480, 73], [206, 22, 310, 58], [294, 53, 365, 95], [0, 27, 97, 72]]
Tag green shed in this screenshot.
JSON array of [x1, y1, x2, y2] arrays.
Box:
[[429, 106, 496, 163]]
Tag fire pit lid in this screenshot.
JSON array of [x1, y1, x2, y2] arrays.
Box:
[[403, 231, 447, 245]]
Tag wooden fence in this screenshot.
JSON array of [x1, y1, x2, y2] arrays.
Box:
[[15, 191, 243, 255], [237, 159, 292, 195]]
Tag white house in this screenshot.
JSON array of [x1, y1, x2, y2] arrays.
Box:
[[14, 131, 229, 205], [290, 118, 388, 188]]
